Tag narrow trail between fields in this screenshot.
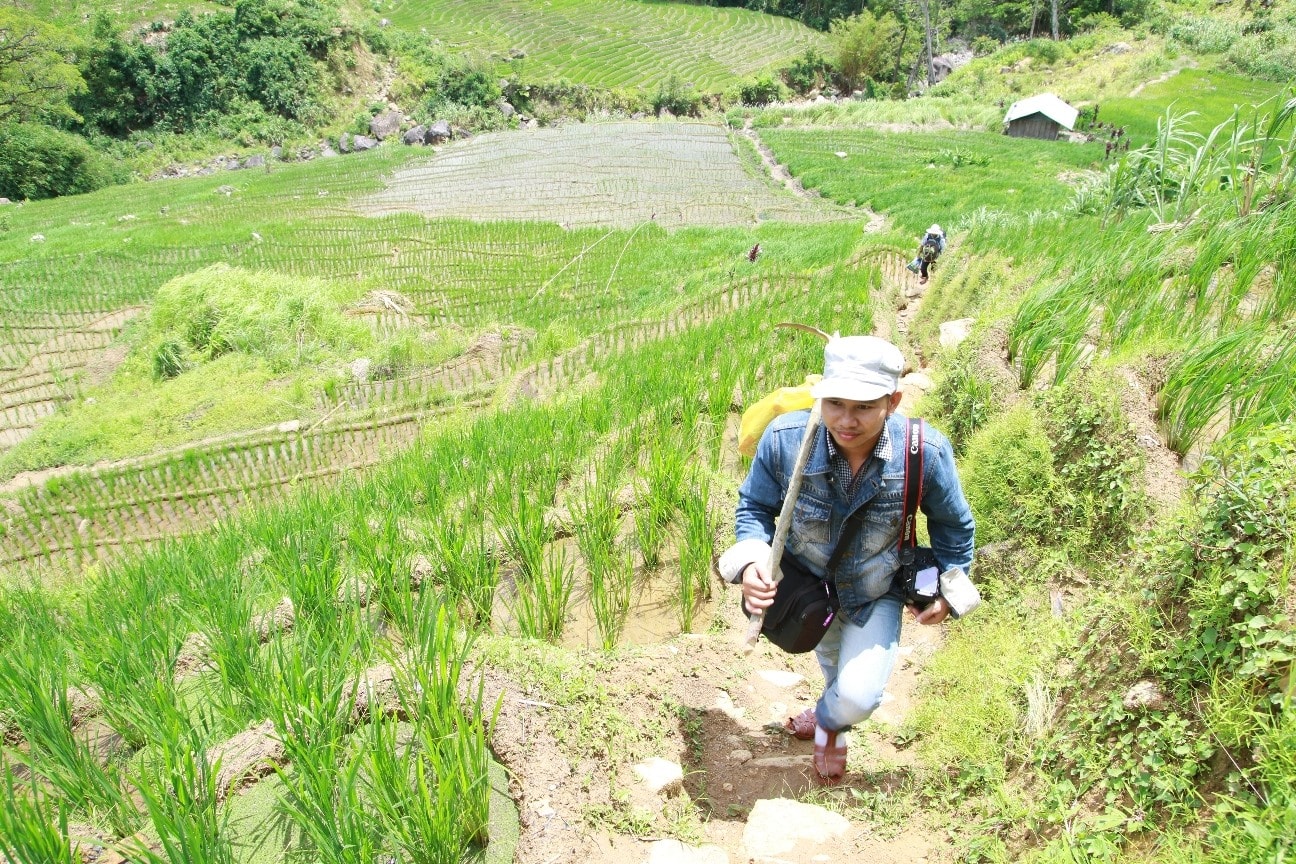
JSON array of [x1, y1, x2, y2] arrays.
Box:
[[489, 238, 956, 864], [739, 119, 886, 233]]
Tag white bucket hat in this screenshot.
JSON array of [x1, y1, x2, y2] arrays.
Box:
[[810, 336, 904, 403], [927, 224, 943, 235]]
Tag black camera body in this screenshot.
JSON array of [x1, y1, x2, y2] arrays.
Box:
[[900, 546, 941, 609]]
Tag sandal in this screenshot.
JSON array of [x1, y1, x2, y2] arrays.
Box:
[[784, 708, 816, 741], [813, 725, 847, 783]]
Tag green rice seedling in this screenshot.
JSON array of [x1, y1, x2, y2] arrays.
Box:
[[357, 717, 464, 862], [0, 761, 78, 864], [1158, 325, 1270, 454], [635, 435, 688, 570], [0, 640, 138, 835], [497, 490, 547, 585], [677, 479, 718, 634], [431, 516, 500, 629], [364, 598, 496, 858], [572, 478, 629, 650], [634, 504, 667, 571], [511, 545, 575, 643], [1007, 282, 1094, 389], [72, 562, 187, 750], [275, 735, 387, 864], [263, 495, 345, 637], [347, 509, 405, 604], [199, 599, 266, 732], [263, 628, 391, 860], [132, 713, 234, 864], [258, 627, 355, 750]]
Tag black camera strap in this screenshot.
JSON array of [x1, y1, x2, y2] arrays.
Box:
[[898, 418, 925, 565]]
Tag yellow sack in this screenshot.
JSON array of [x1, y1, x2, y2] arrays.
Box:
[[738, 374, 821, 457]]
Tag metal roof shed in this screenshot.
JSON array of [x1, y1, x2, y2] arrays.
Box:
[[1004, 93, 1079, 140]]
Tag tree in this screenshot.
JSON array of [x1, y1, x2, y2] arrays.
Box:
[[916, 0, 936, 84], [830, 10, 902, 89], [0, 9, 85, 124]]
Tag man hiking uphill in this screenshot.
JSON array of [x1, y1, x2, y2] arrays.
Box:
[[916, 224, 945, 285], [718, 335, 975, 782]]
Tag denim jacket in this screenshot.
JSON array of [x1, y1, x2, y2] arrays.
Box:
[[734, 410, 975, 624]]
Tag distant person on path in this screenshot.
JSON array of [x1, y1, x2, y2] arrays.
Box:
[[719, 336, 975, 782], [916, 224, 945, 285]]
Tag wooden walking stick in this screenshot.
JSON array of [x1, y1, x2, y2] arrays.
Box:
[[742, 398, 822, 653]]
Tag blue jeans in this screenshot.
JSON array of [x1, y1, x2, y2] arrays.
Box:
[[813, 587, 904, 732]]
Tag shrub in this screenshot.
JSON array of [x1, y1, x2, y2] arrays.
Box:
[[961, 406, 1064, 545], [780, 48, 833, 94], [0, 122, 122, 200], [734, 74, 788, 106], [927, 344, 997, 454], [1168, 16, 1241, 53], [145, 264, 368, 377], [1154, 424, 1296, 691], [1038, 375, 1147, 548], [242, 36, 320, 118], [435, 58, 502, 110], [651, 75, 702, 117], [151, 339, 187, 380], [1019, 38, 1068, 65], [1226, 41, 1296, 82]]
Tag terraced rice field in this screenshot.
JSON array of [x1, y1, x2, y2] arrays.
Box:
[[387, 0, 826, 91], [0, 121, 867, 571], [360, 122, 852, 228]]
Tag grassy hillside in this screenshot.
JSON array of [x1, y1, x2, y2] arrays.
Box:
[[1099, 67, 1290, 138], [382, 0, 827, 91]]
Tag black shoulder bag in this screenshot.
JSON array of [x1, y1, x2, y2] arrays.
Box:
[[743, 508, 867, 655], [899, 417, 941, 609]]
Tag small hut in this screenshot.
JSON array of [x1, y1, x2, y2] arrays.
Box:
[[1003, 93, 1078, 140]]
